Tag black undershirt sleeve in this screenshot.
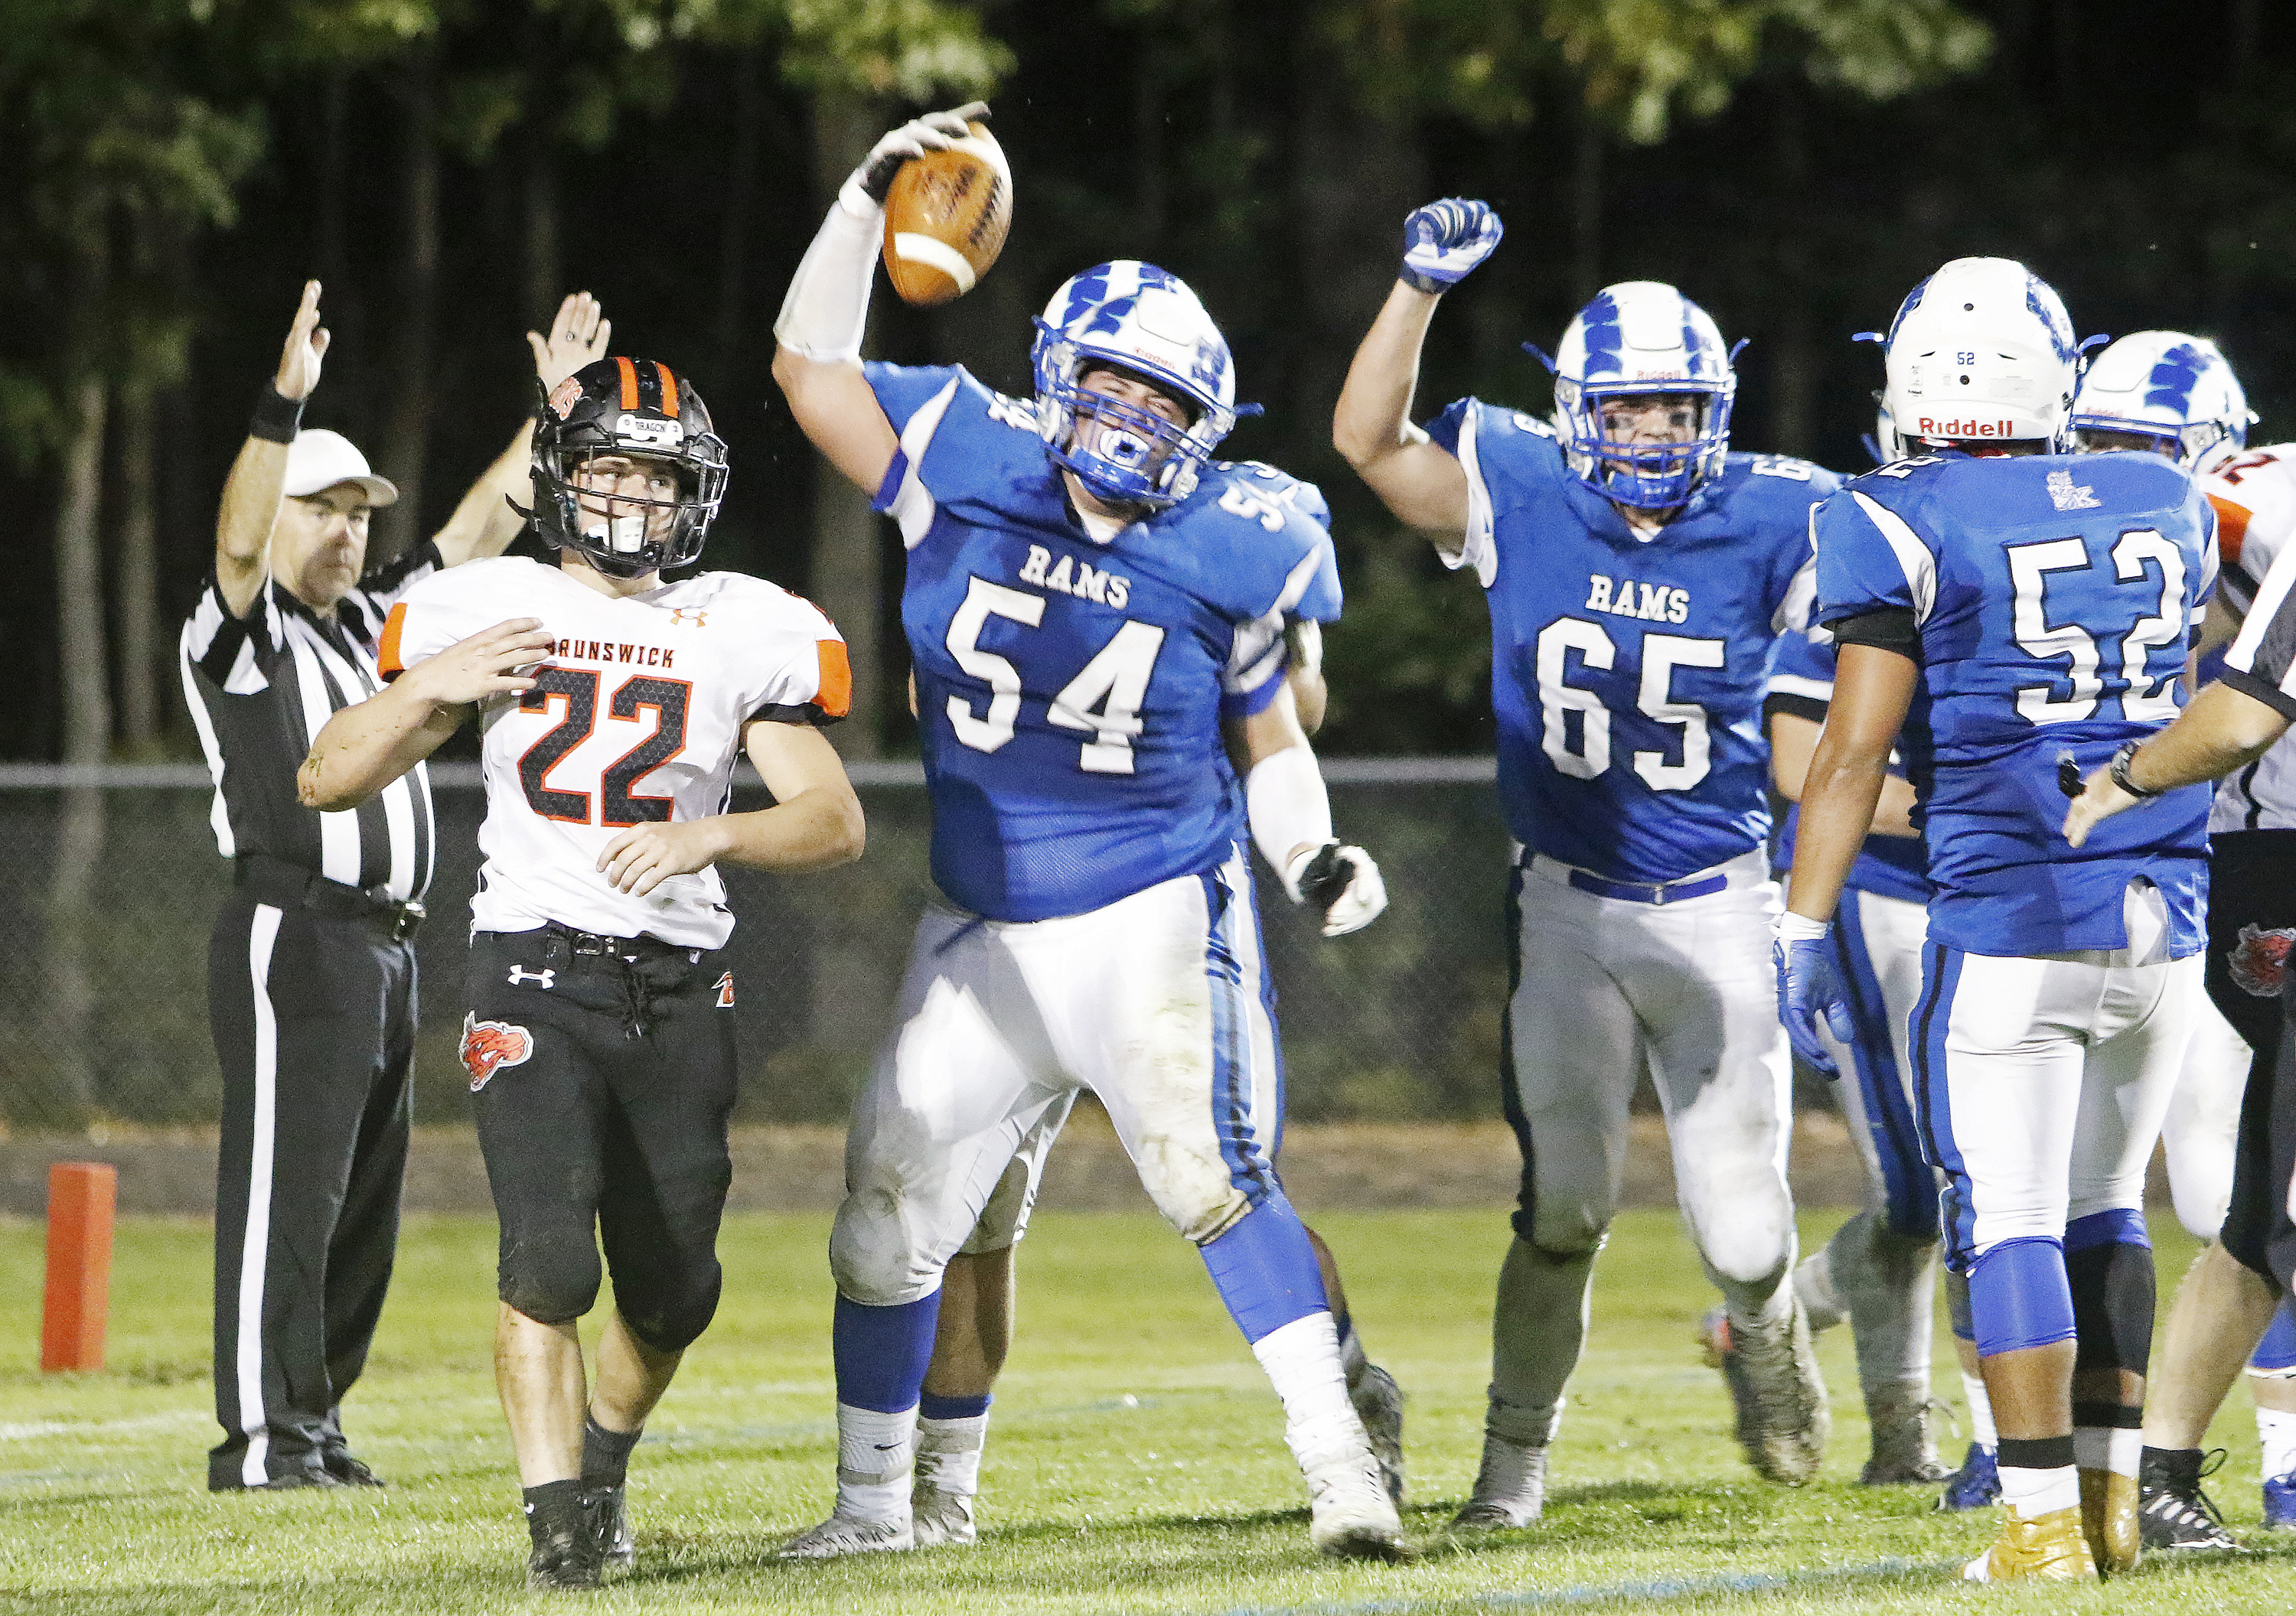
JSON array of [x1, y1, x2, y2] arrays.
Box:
[[1825, 607, 1919, 656]]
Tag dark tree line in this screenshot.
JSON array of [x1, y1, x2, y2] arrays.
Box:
[[3, 0, 2291, 762]]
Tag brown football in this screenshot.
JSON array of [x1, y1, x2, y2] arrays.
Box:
[[882, 123, 1013, 307]]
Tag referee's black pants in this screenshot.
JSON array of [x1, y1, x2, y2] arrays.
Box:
[[207, 889, 416, 1489], [2212, 832, 2296, 1289]]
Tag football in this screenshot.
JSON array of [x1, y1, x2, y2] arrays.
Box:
[[882, 122, 1013, 306]]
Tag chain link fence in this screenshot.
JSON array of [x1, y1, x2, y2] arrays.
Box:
[[0, 763, 1525, 1135]]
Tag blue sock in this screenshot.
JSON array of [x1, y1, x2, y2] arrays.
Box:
[[833, 1292, 941, 1414], [1199, 1194, 1329, 1344], [919, 1391, 990, 1421]]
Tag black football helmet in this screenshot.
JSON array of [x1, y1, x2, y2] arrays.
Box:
[[531, 357, 729, 577]]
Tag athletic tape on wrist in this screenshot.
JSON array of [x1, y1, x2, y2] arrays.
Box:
[[1245, 744, 1333, 898]]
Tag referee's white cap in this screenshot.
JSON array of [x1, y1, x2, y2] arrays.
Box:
[[282, 428, 399, 507]]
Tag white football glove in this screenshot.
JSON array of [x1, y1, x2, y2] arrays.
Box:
[[1283, 841, 1388, 937], [840, 102, 990, 213], [1399, 197, 1503, 294]]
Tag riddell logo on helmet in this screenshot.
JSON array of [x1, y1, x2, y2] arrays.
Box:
[[1916, 415, 2014, 437]]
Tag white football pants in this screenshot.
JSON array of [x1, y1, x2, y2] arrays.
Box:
[[831, 845, 1283, 1308], [1502, 849, 1796, 1291], [1919, 884, 2203, 1263]]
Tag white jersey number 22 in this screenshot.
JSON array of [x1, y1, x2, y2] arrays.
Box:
[[1537, 618, 1726, 790], [944, 576, 1168, 774]]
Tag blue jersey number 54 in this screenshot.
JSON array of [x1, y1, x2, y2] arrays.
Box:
[[943, 576, 1169, 774]]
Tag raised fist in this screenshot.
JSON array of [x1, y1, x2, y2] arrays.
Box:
[[1400, 198, 1503, 295]]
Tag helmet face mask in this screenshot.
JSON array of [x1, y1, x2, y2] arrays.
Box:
[[1031, 262, 1238, 510], [533, 358, 729, 577], [1548, 282, 1737, 513], [2070, 330, 2253, 469]]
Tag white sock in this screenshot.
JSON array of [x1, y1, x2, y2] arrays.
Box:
[[1999, 1462, 2079, 1519], [1251, 1311, 1365, 1472], [2257, 1406, 2296, 1481], [833, 1403, 915, 1523], [915, 1412, 989, 1499], [2072, 1425, 2142, 1477], [1961, 1369, 1998, 1451]]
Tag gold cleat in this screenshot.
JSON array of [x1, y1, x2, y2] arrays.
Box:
[[1962, 1504, 2099, 1584], [2079, 1466, 2142, 1574]]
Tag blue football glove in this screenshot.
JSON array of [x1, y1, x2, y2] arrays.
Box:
[[1400, 198, 1502, 294], [1774, 928, 1854, 1078]]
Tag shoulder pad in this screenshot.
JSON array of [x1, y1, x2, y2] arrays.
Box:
[[1204, 463, 1329, 535]]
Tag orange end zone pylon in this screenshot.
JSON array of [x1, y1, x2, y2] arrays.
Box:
[[41, 1162, 117, 1373]]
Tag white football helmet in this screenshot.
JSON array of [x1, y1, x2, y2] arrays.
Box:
[[1544, 281, 1737, 510], [1881, 257, 2078, 450], [2071, 330, 2253, 468], [1029, 261, 1238, 508]]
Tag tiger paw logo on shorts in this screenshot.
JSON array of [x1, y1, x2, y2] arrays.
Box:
[[2229, 923, 2296, 999], [459, 1012, 533, 1092]]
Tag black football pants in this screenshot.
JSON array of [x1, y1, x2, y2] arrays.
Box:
[[465, 927, 738, 1354], [208, 891, 416, 1489]]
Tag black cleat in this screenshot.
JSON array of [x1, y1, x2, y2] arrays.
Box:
[[582, 1481, 634, 1569], [321, 1449, 386, 1487], [2137, 1447, 2242, 1552], [527, 1487, 605, 1591]]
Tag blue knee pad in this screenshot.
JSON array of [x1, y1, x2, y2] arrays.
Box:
[[2065, 1208, 2154, 1375], [2255, 1293, 2296, 1373], [1968, 1236, 2075, 1357], [1200, 1191, 1329, 1344]]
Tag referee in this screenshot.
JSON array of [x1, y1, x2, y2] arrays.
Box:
[[181, 281, 608, 1490]]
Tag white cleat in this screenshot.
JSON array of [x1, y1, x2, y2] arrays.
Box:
[[1352, 1364, 1407, 1507], [910, 1483, 976, 1548], [775, 1512, 915, 1559], [1452, 1433, 1548, 1530], [1306, 1451, 1406, 1560]]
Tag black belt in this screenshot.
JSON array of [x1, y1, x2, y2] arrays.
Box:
[[540, 921, 699, 963], [235, 852, 426, 942]]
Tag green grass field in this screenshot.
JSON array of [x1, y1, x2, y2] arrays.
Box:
[[4, 1206, 2294, 1613]]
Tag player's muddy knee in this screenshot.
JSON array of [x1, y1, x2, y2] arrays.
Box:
[[499, 1233, 602, 1325], [828, 1191, 941, 1306], [1510, 1203, 1609, 1259]]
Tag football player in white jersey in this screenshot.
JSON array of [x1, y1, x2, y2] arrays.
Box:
[[1335, 200, 1838, 1522], [2072, 333, 2296, 1545], [770, 106, 1401, 1561], [298, 357, 865, 1589]]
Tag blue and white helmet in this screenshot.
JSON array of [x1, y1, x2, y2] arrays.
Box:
[[2071, 331, 2253, 468], [1546, 281, 1737, 510], [1029, 261, 1238, 508], [1881, 257, 2078, 450]]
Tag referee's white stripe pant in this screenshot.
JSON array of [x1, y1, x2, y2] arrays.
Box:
[[1916, 884, 2203, 1269], [831, 844, 1283, 1308]]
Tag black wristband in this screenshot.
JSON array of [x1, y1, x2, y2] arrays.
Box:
[[249, 386, 303, 445], [2108, 739, 2164, 800], [1397, 267, 1446, 295]]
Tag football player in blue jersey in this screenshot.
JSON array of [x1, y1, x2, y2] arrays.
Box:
[[1785, 258, 2219, 1583], [1766, 618, 1955, 1490], [768, 105, 1401, 1560], [2070, 331, 2296, 1549], [1335, 198, 1838, 1523]]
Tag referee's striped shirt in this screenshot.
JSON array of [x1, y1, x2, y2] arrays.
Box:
[[178, 542, 441, 902]]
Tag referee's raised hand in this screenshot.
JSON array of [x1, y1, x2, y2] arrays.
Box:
[[276, 280, 329, 402]]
